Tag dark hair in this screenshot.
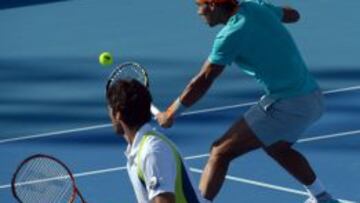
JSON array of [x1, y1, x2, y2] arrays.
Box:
[[217, 1, 238, 12], [106, 79, 152, 128]]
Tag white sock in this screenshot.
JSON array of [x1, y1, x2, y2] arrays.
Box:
[[304, 178, 326, 197]]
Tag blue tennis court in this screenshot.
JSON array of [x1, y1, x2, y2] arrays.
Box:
[[1, 0, 359, 202]]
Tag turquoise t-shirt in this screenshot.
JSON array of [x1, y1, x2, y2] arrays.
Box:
[[208, 0, 319, 99]]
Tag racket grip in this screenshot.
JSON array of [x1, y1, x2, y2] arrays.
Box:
[[150, 104, 160, 116]]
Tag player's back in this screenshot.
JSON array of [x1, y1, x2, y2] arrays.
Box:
[[230, 1, 319, 98], [134, 130, 206, 203]]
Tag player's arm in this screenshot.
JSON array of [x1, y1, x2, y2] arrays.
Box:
[[157, 61, 224, 128], [179, 61, 224, 107], [152, 193, 175, 203], [264, 2, 300, 23], [281, 6, 300, 23]]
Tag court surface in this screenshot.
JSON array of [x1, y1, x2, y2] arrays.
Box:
[[1, 0, 359, 202]]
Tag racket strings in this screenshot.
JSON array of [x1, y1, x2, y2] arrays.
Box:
[[47, 161, 73, 203], [107, 63, 148, 92], [17, 158, 47, 201], [46, 160, 73, 203], [14, 157, 73, 203]]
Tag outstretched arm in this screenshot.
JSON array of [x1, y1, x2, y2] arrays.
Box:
[[180, 61, 224, 106], [157, 61, 224, 128], [281, 6, 300, 23]]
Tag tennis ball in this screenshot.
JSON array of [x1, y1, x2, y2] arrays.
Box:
[[99, 52, 113, 66]]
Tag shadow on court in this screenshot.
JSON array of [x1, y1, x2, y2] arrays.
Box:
[[0, 0, 69, 10]]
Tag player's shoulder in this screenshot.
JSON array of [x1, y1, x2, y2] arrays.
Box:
[[143, 133, 164, 147], [141, 132, 174, 156], [216, 13, 246, 41]]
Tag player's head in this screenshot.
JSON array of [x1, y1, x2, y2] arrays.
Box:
[[196, 0, 239, 27], [106, 79, 152, 134]]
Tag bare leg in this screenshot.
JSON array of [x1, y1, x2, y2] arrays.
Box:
[[264, 141, 316, 185], [199, 118, 263, 201]]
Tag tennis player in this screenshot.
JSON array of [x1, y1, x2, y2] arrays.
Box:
[[156, 0, 339, 202], [106, 79, 207, 203]]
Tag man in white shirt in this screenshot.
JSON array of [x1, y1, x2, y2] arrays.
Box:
[[106, 79, 206, 203]]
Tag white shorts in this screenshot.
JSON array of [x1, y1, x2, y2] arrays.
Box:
[[244, 90, 324, 146]]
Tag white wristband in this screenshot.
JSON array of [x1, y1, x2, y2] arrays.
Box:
[[172, 98, 187, 116]]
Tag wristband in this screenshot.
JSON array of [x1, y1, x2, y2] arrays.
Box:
[[166, 98, 187, 117]]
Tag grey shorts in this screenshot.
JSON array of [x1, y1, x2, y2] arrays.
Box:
[[244, 90, 325, 146]]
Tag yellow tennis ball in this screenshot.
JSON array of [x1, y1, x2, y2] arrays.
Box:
[[99, 52, 113, 66]]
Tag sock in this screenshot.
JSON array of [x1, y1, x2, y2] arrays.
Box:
[[304, 178, 326, 197]]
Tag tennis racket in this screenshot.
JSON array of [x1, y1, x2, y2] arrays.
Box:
[[106, 61, 160, 116], [11, 154, 86, 203]]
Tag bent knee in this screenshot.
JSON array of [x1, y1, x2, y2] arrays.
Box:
[[265, 141, 293, 157], [209, 144, 236, 163]]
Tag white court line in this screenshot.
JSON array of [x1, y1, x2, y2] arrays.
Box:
[[0, 166, 127, 190], [1, 129, 360, 189], [299, 129, 360, 143], [181, 101, 256, 116], [323, 85, 360, 94], [1, 85, 360, 145], [190, 168, 356, 203], [73, 166, 127, 178], [183, 153, 209, 160], [0, 124, 112, 144]]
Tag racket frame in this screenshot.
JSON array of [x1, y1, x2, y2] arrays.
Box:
[[11, 154, 86, 203], [106, 61, 149, 91], [106, 61, 160, 116]]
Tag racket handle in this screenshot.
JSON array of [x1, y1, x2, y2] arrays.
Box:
[[150, 104, 160, 116]]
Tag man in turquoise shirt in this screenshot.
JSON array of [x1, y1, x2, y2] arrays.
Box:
[[209, 0, 318, 99], [156, 0, 339, 202]]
